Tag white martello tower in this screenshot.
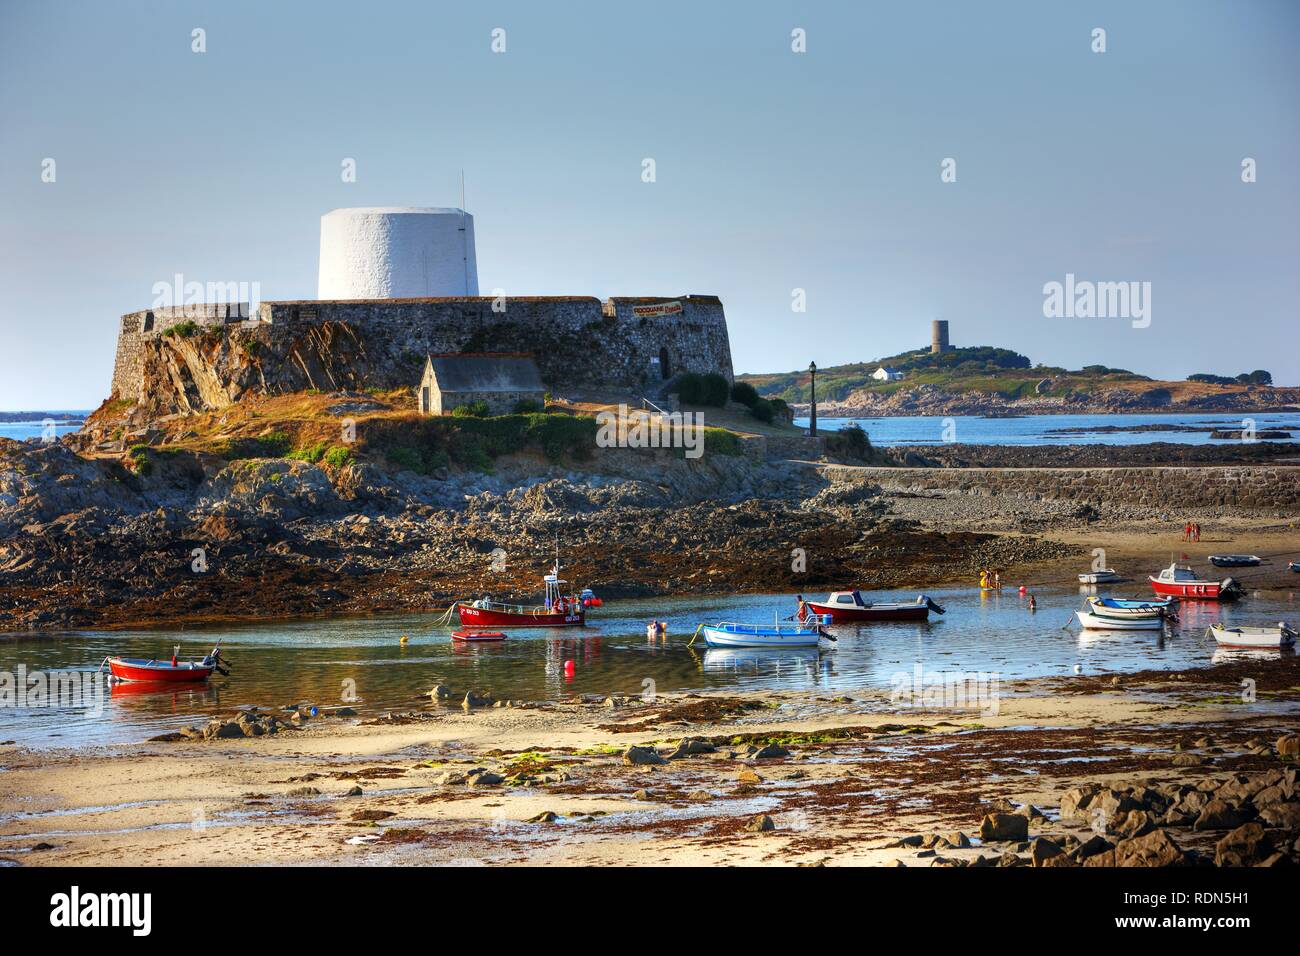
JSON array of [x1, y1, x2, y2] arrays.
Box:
[[317, 207, 479, 299]]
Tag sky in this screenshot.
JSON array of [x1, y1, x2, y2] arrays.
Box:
[[1, 0, 1297, 409]]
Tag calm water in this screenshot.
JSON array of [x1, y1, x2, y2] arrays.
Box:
[[1, 586, 1295, 750], [793, 412, 1300, 446], [0, 414, 87, 443]]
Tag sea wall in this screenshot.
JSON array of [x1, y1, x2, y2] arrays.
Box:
[[826, 465, 1300, 516]]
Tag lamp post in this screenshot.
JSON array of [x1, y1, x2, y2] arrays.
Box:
[[808, 361, 817, 437]]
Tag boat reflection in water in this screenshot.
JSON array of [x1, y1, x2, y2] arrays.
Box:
[[700, 646, 829, 683], [1212, 645, 1296, 665]]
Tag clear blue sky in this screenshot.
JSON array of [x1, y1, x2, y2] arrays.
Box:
[[1, 0, 1296, 408]]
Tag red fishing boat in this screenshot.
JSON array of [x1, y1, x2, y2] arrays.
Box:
[[805, 590, 945, 623], [455, 561, 599, 628], [103, 644, 227, 683], [1149, 563, 1242, 601]]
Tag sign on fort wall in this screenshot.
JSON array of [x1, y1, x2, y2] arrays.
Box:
[[630, 301, 683, 318]]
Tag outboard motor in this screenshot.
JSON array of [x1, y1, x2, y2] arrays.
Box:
[[921, 595, 946, 615]]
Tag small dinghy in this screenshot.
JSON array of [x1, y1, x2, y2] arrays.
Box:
[[103, 644, 227, 683], [695, 621, 830, 648], [1208, 623, 1296, 648], [1290, 561, 1300, 573], [1209, 554, 1262, 568], [451, 629, 506, 642], [1078, 569, 1121, 584], [1075, 610, 1164, 631], [1086, 596, 1174, 620]]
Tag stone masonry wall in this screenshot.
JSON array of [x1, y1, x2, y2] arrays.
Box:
[[828, 465, 1300, 516], [109, 296, 733, 406]]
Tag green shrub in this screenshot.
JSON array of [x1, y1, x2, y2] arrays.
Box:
[[749, 398, 775, 423], [824, 423, 872, 462], [701, 427, 743, 457], [287, 441, 327, 463], [322, 445, 353, 468], [675, 372, 730, 406], [451, 401, 491, 417], [730, 381, 760, 407], [128, 444, 152, 475], [221, 431, 292, 460], [513, 398, 543, 414], [163, 320, 201, 338]]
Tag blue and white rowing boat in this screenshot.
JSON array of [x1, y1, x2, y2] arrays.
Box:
[[695, 621, 830, 648], [1086, 596, 1175, 620]]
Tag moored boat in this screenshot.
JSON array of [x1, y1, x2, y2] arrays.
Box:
[[1075, 610, 1164, 631], [1208, 622, 1296, 648], [1085, 596, 1174, 620], [1290, 561, 1300, 573], [1149, 563, 1241, 601], [1078, 569, 1121, 584], [697, 621, 828, 648], [104, 644, 226, 683], [451, 629, 507, 642], [1209, 554, 1262, 568], [806, 590, 944, 623], [455, 560, 597, 628]]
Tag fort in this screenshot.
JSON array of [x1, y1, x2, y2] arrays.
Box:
[[109, 295, 734, 413], [108, 207, 735, 413]]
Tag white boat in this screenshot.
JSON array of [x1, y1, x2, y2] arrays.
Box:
[[1085, 596, 1173, 620], [1075, 610, 1164, 631], [1208, 623, 1296, 648], [1078, 569, 1121, 584], [697, 621, 827, 648]]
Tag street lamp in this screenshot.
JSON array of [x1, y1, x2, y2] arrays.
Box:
[[808, 361, 817, 437]]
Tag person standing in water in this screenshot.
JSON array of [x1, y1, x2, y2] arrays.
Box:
[[796, 595, 809, 622]]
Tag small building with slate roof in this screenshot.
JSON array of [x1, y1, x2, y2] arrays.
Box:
[[417, 352, 546, 416]]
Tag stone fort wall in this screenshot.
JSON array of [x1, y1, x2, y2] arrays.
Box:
[[109, 295, 734, 406]]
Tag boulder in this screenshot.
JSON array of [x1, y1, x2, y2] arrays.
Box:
[[1276, 734, 1300, 757], [736, 766, 764, 784], [622, 745, 666, 766], [1109, 810, 1155, 839], [980, 813, 1029, 843], [745, 814, 776, 833], [463, 691, 493, 710], [1060, 785, 1102, 821], [466, 770, 504, 787], [1215, 822, 1272, 867], [1029, 838, 1064, 866], [429, 685, 455, 701], [1193, 799, 1248, 831], [1071, 835, 1114, 861], [1258, 802, 1300, 829], [667, 737, 716, 759], [751, 743, 791, 760], [1085, 830, 1186, 867]]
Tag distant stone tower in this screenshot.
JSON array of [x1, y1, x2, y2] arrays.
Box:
[[931, 319, 950, 353], [318, 207, 479, 299]]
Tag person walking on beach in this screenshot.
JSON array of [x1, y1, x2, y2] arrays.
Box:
[[1194, 523, 1202, 543], [1183, 521, 1191, 542]]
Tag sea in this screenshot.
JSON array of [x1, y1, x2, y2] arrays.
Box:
[[792, 411, 1300, 446], [0, 585, 1295, 749]]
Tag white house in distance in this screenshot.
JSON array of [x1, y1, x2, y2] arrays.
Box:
[[872, 366, 904, 382]]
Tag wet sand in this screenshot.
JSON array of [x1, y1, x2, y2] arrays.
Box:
[[4, 656, 1297, 867]]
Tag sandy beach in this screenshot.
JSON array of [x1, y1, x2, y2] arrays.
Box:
[[4, 650, 1297, 868]]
